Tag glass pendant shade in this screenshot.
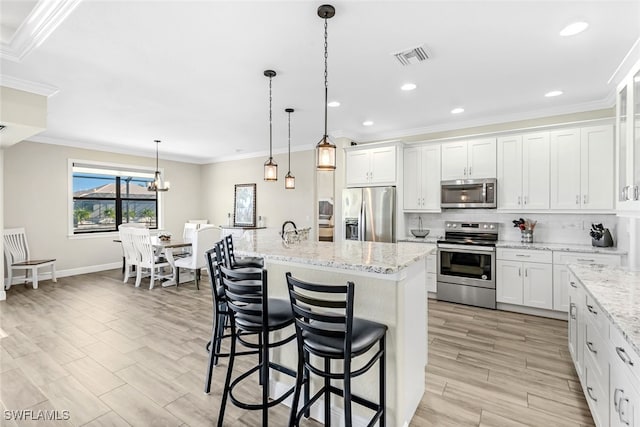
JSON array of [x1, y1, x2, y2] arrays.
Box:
[[147, 139, 170, 192], [285, 172, 295, 189], [316, 136, 336, 171], [264, 158, 278, 181]]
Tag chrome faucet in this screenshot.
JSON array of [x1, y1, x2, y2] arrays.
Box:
[[281, 221, 298, 240]]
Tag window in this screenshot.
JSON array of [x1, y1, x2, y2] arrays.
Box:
[[71, 162, 159, 234]]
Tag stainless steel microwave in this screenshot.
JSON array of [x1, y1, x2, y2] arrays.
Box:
[[441, 178, 497, 209]]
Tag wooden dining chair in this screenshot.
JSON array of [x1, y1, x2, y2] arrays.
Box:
[[129, 228, 170, 289], [3, 228, 56, 290]]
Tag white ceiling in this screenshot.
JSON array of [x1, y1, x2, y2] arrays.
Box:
[[1, 0, 639, 164]]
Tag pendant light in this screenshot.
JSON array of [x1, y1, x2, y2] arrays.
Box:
[[263, 69, 278, 181], [147, 139, 170, 192], [285, 108, 295, 189], [315, 4, 336, 171]]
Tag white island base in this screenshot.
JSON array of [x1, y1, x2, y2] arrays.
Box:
[[237, 242, 428, 427]]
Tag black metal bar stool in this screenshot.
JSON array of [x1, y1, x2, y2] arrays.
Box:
[[203, 241, 262, 394], [285, 273, 387, 427], [216, 265, 297, 426], [223, 234, 264, 269]]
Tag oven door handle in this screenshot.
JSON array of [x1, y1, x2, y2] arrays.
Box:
[[437, 244, 496, 253]]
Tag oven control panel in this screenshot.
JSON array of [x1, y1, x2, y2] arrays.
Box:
[[444, 221, 498, 233]]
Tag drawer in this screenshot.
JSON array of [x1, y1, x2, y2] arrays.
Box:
[[584, 317, 607, 380], [584, 293, 609, 339], [497, 248, 552, 263], [553, 251, 621, 266], [610, 323, 640, 386], [584, 351, 609, 427]]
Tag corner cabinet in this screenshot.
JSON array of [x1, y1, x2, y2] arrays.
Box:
[[403, 144, 441, 211], [345, 144, 398, 187], [616, 58, 640, 212], [441, 138, 496, 180], [497, 132, 550, 210], [550, 125, 614, 211]]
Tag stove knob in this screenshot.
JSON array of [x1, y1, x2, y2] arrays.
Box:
[[446, 223, 451, 228], [483, 224, 488, 229], [452, 223, 457, 228], [490, 224, 495, 229]]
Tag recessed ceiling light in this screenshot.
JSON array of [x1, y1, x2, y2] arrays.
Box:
[[327, 101, 340, 107], [362, 120, 374, 126], [560, 22, 589, 36], [545, 90, 563, 97], [451, 107, 464, 114], [401, 83, 417, 91]]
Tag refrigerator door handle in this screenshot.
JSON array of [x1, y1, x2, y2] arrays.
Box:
[[359, 201, 365, 241]]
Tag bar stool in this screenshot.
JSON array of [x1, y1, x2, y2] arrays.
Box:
[[216, 265, 297, 427], [203, 241, 262, 394], [223, 234, 264, 268], [285, 273, 387, 427]]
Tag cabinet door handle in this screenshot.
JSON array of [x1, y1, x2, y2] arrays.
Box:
[[583, 194, 588, 204], [515, 254, 530, 257], [577, 258, 595, 263], [518, 267, 521, 277], [620, 396, 631, 425], [614, 388, 622, 414], [524, 268, 528, 277], [570, 303, 577, 319], [633, 186, 640, 201], [623, 186, 630, 201], [570, 281, 577, 288], [523, 196, 528, 205], [518, 196, 521, 205], [586, 304, 597, 315], [469, 166, 472, 176], [586, 386, 597, 402], [616, 346, 635, 366], [463, 167, 467, 176], [422, 197, 425, 206], [586, 341, 597, 354], [575, 195, 580, 204]]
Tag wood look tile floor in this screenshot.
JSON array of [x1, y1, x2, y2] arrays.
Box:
[[0, 270, 594, 426]]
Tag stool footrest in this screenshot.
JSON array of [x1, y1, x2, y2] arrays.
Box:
[[229, 363, 296, 410]]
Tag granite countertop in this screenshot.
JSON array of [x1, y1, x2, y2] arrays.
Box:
[[569, 264, 640, 358], [234, 229, 431, 274], [496, 241, 627, 255]]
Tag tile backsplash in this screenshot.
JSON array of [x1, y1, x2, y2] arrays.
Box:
[[404, 210, 619, 246]]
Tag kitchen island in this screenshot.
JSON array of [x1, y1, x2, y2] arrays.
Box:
[[234, 229, 430, 427]]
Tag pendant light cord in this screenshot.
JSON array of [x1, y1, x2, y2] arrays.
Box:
[[269, 75, 273, 160], [155, 140, 160, 172], [287, 110, 291, 172], [323, 17, 329, 138]]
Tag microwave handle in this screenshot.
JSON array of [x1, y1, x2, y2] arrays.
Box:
[[483, 182, 487, 203]]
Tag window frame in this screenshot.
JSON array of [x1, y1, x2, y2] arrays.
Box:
[[68, 159, 165, 237]]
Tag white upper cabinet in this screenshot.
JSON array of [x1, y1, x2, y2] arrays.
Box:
[[616, 58, 640, 212], [441, 138, 496, 180], [497, 132, 549, 210], [346, 144, 397, 187], [403, 144, 441, 211], [550, 125, 614, 210]]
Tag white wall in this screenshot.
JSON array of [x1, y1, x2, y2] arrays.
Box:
[[0, 148, 5, 300], [201, 150, 315, 233], [3, 141, 202, 275]]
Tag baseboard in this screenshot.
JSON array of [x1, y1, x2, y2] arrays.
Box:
[[270, 380, 372, 427], [6, 262, 121, 286], [496, 303, 568, 320]]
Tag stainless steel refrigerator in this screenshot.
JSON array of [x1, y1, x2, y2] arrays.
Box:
[[342, 187, 396, 243]]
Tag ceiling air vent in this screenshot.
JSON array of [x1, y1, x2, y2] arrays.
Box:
[[393, 45, 429, 66]]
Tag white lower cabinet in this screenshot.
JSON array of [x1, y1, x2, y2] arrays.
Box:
[[568, 270, 640, 427], [496, 249, 553, 309], [426, 253, 437, 293]]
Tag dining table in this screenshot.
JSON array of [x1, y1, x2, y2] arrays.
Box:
[[114, 235, 193, 287]]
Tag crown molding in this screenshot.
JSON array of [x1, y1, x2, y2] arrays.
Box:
[[353, 97, 615, 143], [0, 75, 59, 97], [0, 0, 82, 62]]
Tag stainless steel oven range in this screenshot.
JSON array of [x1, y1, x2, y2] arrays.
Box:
[[437, 221, 498, 309]]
